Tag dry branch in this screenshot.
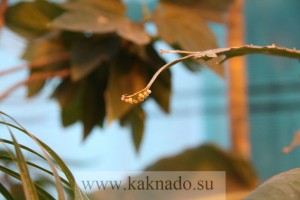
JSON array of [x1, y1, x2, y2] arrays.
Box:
[[121, 44, 300, 103]]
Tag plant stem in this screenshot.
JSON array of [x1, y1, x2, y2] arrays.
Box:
[[122, 44, 300, 103]]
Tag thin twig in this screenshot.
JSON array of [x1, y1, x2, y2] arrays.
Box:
[[121, 54, 195, 104], [0, 69, 70, 100], [0, 52, 70, 76], [122, 44, 300, 103]]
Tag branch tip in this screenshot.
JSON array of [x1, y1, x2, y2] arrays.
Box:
[[122, 44, 300, 104]]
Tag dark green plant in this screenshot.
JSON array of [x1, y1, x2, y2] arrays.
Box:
[[0, 111, 88, 199]]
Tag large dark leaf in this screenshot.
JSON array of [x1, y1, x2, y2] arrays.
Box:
[[245, 168, 300, 200], [81, 79, 106, 138], [5, 1, 64, 39], [52, 0, 150, 45], [52, 79, 80, 107], [121, 105, 146, 152], [56, 81, 83, 127], [70, 35, 121, 81], [53, 69, 107, 138], [153, 2, 224, 76]]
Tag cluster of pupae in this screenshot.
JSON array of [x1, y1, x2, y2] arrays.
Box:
[[121, 89, 151, 104]]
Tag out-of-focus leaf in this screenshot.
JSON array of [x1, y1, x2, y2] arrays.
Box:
[[0, 183, 14, 200], [52, 79, 80, 107], [22, 38, 69, 97], [116, 19, 150, 45], [0, 112, 88, 199], [62, 0, 124, 16], [70, 36, 120, 81], [22, 38, 66, 61], [81, 79, 106, 138], [0, 165, 55, 200], [153, 3, 217, 51], [9, 132, 39, 200], [59, 81, 83, 127], [0, 138, 45, 160], [10, 184, 26, 200], [161, 0, 233, 22], [121, 105, 145, 152], [51, 5, 116, 34], [151, 79, 171, 113], [53, 70, 107, 138], [153, 2, 224, 76], [26, 71, 46, 97], [145, 144, 258, 191], [245, 168, 300, 200], [52, 0, 150, 45], [171, 44, 204, 72], [105, 59, 147, 124], [0, 155, 70, 188], [5, 1, 64, 39]]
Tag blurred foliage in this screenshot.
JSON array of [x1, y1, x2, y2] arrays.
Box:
[[0, 112, 88, 199], [145, 144, 258, 191], [91, 144, 258, 199], [3, 0, 232, 150]]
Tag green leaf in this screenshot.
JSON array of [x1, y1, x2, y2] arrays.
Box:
[[51, 0, 150, 45], [9, 132, 39, 200], [61, 86, 82, 127], [5, 1, 64, 39], [81, 79, 106, 138], [245, 168, 300, 200], [70, 36, 120, 81], [153, 2, 224, 76], [121, 105, 146, 152], [0, 165, 55, 200], [0, 183, 14, 200], [52, 79, 83, 127], [0, 155, 70, 188], [0, 112, 89, 199], [0, 138, 46, 161], [105, 58, 147, 124], [51, 79, 80, 107]]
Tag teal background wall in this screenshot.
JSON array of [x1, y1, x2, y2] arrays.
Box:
[[246, 0, 300, 180]]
